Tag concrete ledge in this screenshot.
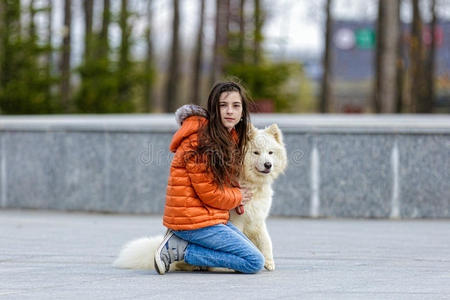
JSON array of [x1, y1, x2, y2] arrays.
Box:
[[1, 114, 449, 218], [1, 114, 450, 133]]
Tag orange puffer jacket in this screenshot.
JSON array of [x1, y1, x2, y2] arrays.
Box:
[[163, 107, 242, 230]]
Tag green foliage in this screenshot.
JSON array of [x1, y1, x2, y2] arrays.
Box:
[[224, 14, 313, 113], [74, 58, 118, 113], [0, 1, 57, 114], [0, 1, 155, 115], [225, 62, 312, 112], [74, 6, 150, 114]]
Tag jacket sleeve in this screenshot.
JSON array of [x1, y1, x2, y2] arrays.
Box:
[[182, 138, 242, 210]]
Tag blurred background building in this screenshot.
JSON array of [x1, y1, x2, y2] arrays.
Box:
[[329, 20, 450, 113]]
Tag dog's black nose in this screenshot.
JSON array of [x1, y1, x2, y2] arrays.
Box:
[[264, 162, 272, 169]]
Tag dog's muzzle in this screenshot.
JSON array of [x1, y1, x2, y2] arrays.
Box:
[[257, 162, 272, 174]]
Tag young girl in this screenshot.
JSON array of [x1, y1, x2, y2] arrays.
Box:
[[154, 81, 264, 274]]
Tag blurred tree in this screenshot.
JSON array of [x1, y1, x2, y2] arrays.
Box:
[[373, 0, 399, 113], [424, 0, 437, 113], [117, 0, 135, 112], [395, 0, 404, 113], [224, 0, 308, 112], [25, 0, 54, 113], [0, 0, 22, 113], [75, 0, 116, 113], [165, 0, 180, 112], [210, 0, 230, 86], [226, 62, 302, 112], [98, 0, 110, 59], [142, 0, 155, 112], [74, 0, 97, 113], [0, 0, 55, 113], [46, 0, 53, 103], [253, 0, 262, 65], [83, 0, 94, 62], [238, 0, 246, 64], [0, 1, 3, 87], [191, 0, 205, 105], [227, 0, 247, 64], [60, 0, 72, 112], [28, 0, 36, 41], [409, 0, 428, 113], [374, 0, 383, 113], [319, 0, 333, 113]]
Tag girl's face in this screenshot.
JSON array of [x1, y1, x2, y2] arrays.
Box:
[[219, 91, 243, 132]]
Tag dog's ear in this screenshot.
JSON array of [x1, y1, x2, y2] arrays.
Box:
[[264, 124, 283, 144], [248, 123, 258, 139]]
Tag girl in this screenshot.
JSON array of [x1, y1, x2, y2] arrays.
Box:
[[154, 81, 264, 274]]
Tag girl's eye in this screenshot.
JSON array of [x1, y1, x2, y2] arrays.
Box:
[[253, 151, 260, 155], [269, 151, 273, 155]]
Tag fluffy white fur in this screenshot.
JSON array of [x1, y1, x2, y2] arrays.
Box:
[[113, 123, 287, 272], [229, 123, 287, 271], [174, 104, 207, 126], [113, 235, 163, 269]]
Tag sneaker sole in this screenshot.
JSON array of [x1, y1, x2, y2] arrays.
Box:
[[154, 229, 174, 275]]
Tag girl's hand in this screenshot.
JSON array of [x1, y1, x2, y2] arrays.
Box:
[[239, 187, 253, 205]]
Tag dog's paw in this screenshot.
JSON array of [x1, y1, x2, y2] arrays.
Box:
[[264, 260, 275, 271]]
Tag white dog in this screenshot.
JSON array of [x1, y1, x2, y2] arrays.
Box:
[[113, 123, 287, 272]]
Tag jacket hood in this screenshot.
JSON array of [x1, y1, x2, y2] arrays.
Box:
[[170, 104, 239, 153], [170, 104, 208, 153], [175, 104, 208, 126]]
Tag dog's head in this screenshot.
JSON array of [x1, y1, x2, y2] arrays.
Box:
[[242, 123, 288, 184]]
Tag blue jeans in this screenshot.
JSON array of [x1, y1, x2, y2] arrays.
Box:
[[173, 222, 264, 274]]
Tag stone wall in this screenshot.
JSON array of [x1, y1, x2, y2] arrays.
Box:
[[1, 114, 449, 218]]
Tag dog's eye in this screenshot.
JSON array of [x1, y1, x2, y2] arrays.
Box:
[[253, 151, 260, 155], [269, 151, 273, 155]]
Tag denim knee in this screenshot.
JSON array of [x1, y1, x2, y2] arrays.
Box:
[[244, 250, 265, 274]]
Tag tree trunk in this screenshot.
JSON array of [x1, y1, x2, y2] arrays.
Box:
[[0, 0, 4, 87], [210, 0, 230, 86], [60, 0, 72, 112], [238, 0, 246, 64], [373, 0, 383, 113], [409, 0, 426, 113], [253, 0, 262, 65], [319, 0, 332, 113], [83, 0, 93, 62], [46, 0, 53, 97], [395, 0, 404, 113], [165, 0, 180, 113], [424, 0, 437, 113], [0, 1, 21, 92], [375, 0, 399, 113], [191, 0, 205, 105], [143, 0, 154, 112], [28, 0, 36, 41], [118, 0, 132, 110], [98, 0, 110, 59]]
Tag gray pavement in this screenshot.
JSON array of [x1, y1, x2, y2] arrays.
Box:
[[0, 209, 449, 300]]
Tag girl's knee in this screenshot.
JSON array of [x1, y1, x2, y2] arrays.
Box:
[[245, 250, 264, 274]]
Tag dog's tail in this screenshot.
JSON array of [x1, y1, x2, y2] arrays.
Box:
[[113, 235, 163, 270]]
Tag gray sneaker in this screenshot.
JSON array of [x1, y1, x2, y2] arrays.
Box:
[[154, 229, 188, 275]]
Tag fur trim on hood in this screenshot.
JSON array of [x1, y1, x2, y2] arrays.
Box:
[[175, 104, 208, 127]]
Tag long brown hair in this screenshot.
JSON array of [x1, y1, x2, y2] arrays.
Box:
[[186, 81, 251, 188]]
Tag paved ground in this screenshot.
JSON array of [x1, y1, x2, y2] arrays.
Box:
[[0, 209, 449, 299]]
